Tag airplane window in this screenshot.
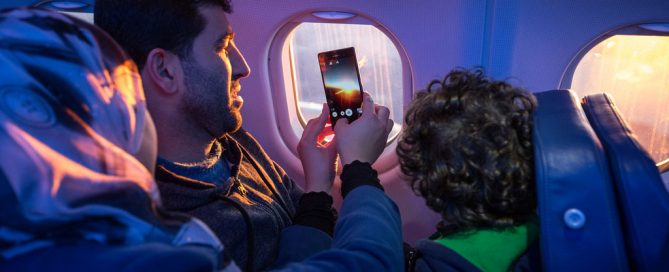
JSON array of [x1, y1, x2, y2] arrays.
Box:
[[571, 34, 669, 163], [285, 22, 403, 142]]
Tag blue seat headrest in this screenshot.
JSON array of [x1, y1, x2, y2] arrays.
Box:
[[582, 93, 669, 271], [533, 90, 628, 271]]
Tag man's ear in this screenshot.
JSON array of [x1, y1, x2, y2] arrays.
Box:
[[144, 48, 181, 95]]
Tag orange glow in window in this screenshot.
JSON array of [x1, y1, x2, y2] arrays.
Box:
[[572, 35, 669, 163]]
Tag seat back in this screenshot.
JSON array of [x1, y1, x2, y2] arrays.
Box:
[[533, 90, 629, 271], [582, 93, 669, 271]]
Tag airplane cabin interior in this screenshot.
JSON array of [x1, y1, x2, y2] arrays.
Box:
[[0, 0, 668, 271]]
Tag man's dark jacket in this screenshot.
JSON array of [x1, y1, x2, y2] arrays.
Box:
[[155, 129, 304, 271]]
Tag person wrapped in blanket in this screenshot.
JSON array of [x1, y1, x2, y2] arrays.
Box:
[[0, 8, 402, 272]]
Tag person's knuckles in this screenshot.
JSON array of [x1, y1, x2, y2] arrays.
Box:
[[307, 119, 318, 128], [299, 136, 315, 148]]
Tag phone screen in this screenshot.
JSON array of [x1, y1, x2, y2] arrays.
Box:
[[318, 47, 363, 126]]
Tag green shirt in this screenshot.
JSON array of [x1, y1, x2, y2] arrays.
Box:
[[434, 217, 539, 272]]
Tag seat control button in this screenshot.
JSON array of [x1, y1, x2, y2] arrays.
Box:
[[564, 208, 586, 229]]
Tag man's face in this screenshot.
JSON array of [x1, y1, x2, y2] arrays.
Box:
[[180, 5, 250, 137]]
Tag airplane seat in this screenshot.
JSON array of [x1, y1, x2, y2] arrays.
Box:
[[582, 93, 669, 271], [532, 89, 629, 271]]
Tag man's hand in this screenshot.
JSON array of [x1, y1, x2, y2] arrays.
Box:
[[334, 93, 393, 165], [297, 103, 337, 194]]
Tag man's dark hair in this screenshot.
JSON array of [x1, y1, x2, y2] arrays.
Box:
[[397, 68, 537, 234], [94, 0, 232, 69]]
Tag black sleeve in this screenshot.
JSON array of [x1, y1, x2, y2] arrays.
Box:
[[340, 160, 383, 198], [292, 192, 337, 236], [292, 160, 382, 235]]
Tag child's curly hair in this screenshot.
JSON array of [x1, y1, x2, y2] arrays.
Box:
[[397, 68, 537, 233]]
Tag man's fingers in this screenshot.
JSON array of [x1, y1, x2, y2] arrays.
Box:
[[333, 118, 349, 133], [376, 105, 390, 122], [360, 92, 375, 118], [385, 119, 394, 136], [303, 104, 328, 142], [335, 117, 349, 127], [319, 103, 329, 125], [302, 120, 319, 142]]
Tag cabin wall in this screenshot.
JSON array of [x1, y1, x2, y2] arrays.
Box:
[[228, 0, 669, 243], [486, 0, 669, 91], [230, 0, 669, 188]]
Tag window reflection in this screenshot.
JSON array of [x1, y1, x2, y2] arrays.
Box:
[[288, 22, 403, 141], [572, 35, 669, 162]]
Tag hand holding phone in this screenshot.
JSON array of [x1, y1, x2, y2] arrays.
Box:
[[297, 103, 337, 194], [334, 92, 393, 165], [318, 47, 364, 126]]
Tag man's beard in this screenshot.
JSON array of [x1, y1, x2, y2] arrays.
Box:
[[181, 60, 242, 138]]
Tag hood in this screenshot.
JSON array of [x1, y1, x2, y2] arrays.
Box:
[[0, 8, 221, 258]]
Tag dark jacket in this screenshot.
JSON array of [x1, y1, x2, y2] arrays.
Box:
[[410, 239, 541, 272], [155, 129, 304, 271], [276, 185, 404, 272], [0, 185, 402, 272]]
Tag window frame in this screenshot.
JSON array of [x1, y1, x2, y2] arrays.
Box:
[[560, 22, 669, 88], [560, 21, 669, 168], [267, 10, 413, 173]]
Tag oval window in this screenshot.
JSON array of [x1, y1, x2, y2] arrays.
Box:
[[276, 20, 408, 144], [566, 25, 669, 163]]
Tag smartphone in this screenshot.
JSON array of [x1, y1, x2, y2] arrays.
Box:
[[318, 47, 363, 126]]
